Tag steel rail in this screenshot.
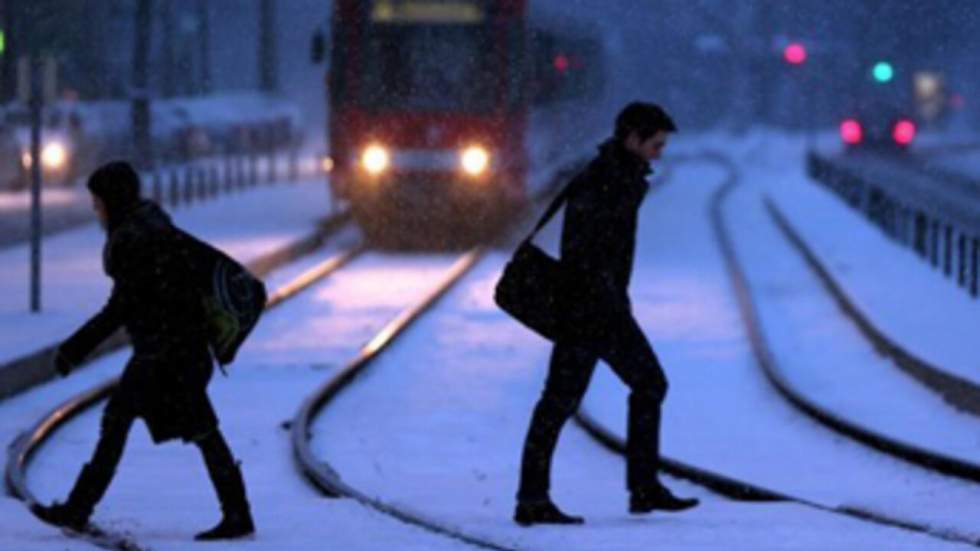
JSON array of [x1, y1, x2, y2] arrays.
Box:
[[5, 242, 365, 551]]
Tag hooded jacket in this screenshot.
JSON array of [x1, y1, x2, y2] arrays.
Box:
[[60, 200, 216, 443]]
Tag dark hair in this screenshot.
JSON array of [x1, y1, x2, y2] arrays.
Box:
[[87, 161, 141, 216], [614, 102, 677, 141]]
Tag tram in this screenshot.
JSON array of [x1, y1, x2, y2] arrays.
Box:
[[319, 0, 535, 244]]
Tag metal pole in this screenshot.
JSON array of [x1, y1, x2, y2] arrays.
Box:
[[132, 0, 154, 170], [28, 55, 43, 313]]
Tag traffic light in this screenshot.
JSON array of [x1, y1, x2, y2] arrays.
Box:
[[783, 43, 807, 65], [553, 54, 570, 73], [840, 119, 863, 145], [872, 61, 894, 83]]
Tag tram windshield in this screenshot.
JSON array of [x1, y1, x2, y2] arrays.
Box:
[[361, 24, 499, 112]]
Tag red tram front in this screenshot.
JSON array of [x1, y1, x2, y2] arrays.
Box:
[[326, 0, 529, 244]]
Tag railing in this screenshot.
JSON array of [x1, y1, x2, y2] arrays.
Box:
[[141, 146, 320, 210], [807, 151, 979, 298]]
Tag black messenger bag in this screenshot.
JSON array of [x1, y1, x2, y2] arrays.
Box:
[[495, 184, 613, 343]]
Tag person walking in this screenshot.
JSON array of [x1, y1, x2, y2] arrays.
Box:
[[514, 102, 699, 526], [31, 161, 255, 541]]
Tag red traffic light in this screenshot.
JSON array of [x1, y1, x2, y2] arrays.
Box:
[[892, 119, 916, 146], [783, 43, 807, 65], [840, 119, 863, 145], [553, 54, 570, 72]]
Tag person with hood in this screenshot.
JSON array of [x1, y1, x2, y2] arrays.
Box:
[[514, 103, 699, 526], [31, 161, 255, 541]]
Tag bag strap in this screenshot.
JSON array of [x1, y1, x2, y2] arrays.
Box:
[[523, 183, 574, 245]]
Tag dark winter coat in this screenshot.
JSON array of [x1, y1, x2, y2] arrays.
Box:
[[560, 138, 651, 312], [60, 200, 217, 443]]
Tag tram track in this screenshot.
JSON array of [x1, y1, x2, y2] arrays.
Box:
[[15, 151, 977, 550], [5, 157, 584, 551], [287, 163, 594, 551], [5, 240, 366, 551], [289, 248, 523, 551], [575, 151, 980, 547], [800, 148, 980, 414]]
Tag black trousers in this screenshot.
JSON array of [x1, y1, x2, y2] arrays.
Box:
[[517, 315, 668, 501], [66, 403, 244, 516]]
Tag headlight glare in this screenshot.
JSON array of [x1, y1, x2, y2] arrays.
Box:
[[41, 142, 67, 169], [460, 146, 490, 176], [361, 144, 390, 175]]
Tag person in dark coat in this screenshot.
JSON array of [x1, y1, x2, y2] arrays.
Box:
[[31, 161, 255, 541], [514, 103, 699, 526]]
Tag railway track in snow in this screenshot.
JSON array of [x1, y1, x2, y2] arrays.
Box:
[[3, 157, 584, 551], [16, 152, 980, 551], [4, 237, 367, 551], [576, 151, 980, 548]]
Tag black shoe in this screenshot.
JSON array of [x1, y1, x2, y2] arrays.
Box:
[[630, 485, 699, 514], [514, 500, 584, 527], [194, 513, 255, 541], [31, 501, 90, 531]]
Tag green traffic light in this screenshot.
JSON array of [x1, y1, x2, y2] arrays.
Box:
[[0, 30, 5, 55], [872, 61, 894, 83]]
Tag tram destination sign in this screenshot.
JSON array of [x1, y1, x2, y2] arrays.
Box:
[[371, 0, 486, 23]]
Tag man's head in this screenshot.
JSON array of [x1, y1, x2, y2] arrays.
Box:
[[614, 102, 677, 161], [87, 161, 141, 228]]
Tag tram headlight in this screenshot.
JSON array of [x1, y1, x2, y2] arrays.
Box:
[[360, 144, 390, 175], [460, 145, 490, 177]]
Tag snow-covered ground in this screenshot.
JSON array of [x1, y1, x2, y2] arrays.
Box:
[[0, 176, 333, 365], [311, 160, 966, 549], [765, 147, 980, 389], [8, 244, 474, 549], [5, 128, 980, 549]]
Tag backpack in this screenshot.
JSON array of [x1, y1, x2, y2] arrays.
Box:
[[175, 229, 267, 369]]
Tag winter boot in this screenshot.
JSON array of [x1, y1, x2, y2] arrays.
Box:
[[31, 501, 90, 531], [514, 499, 584, 526], [194, 512, 255, 541], [31, 463, 113, 531], [195, 462, 255, 541], [629, 484, 699, 514]]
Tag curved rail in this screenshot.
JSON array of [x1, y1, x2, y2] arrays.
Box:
[[4, 244, 365, 551], [709, 159, 980, 485], [290, 249, 526, 551], [764, 196, 980, 417], [288, 160, 598, 551], [571, 151, 980, 547]]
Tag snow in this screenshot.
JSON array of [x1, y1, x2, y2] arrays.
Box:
[[4, 128, 980, 549], [584, 136, 980, 541], [0, 177, 333, 366], [764, 147, 980, 388], [742, 137, 980, 463], [17, 249, 471, 550], [309, 176, 964, 549]]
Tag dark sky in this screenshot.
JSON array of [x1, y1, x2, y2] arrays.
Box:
[[160, 1, 980, 133]]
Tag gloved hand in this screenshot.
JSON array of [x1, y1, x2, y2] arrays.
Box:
[[54, 348, 76, 378]]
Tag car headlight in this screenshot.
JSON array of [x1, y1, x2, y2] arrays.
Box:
[[460, 145, 490, 176], [21, 142, 69, 171], [360, 144, 390, 175], [42, 142, 67, 169]]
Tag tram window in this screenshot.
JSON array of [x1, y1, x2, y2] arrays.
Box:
[[361, 24, 497, 112], [506, 23, 528, 110], [330, 24, 348, 104]]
